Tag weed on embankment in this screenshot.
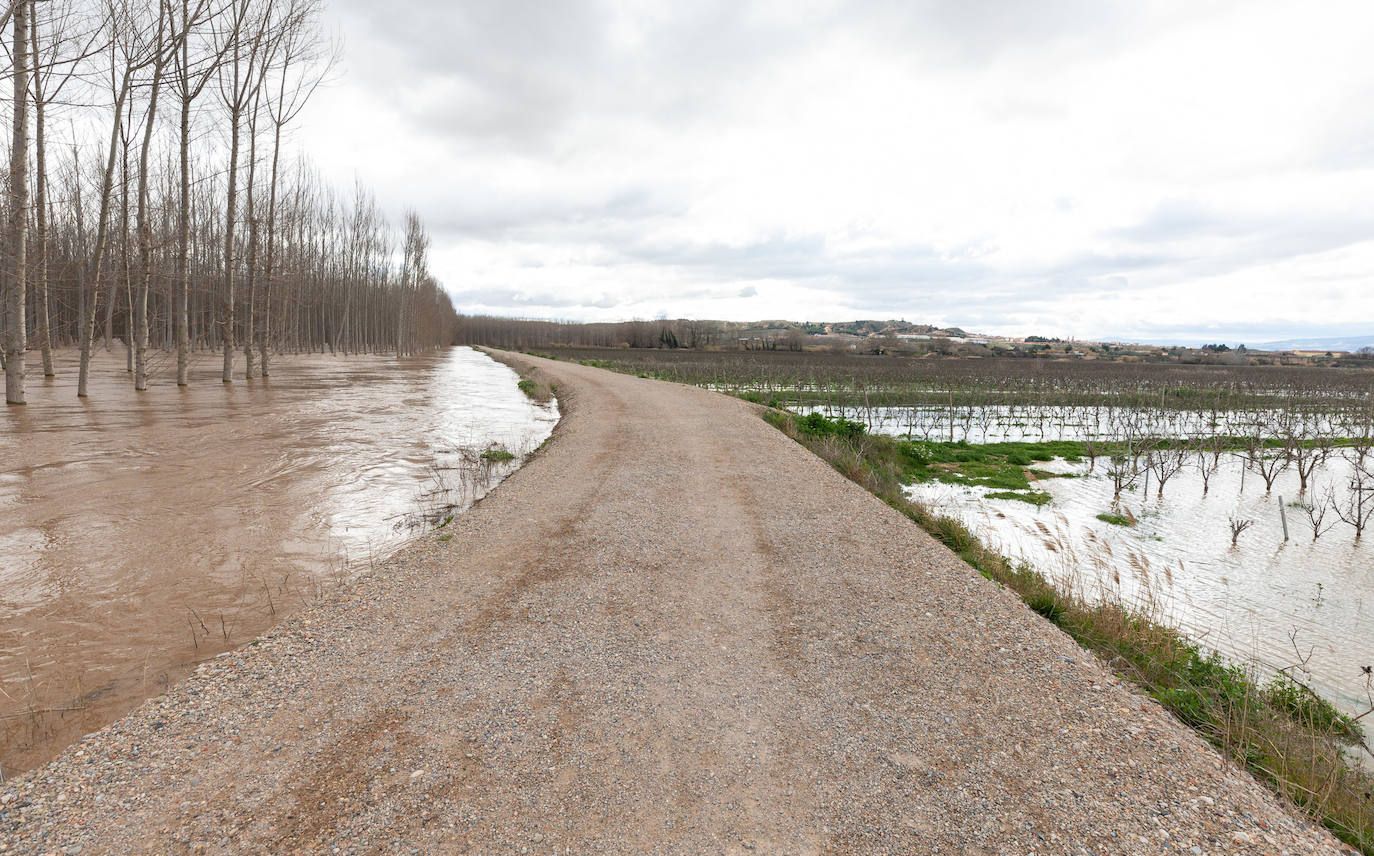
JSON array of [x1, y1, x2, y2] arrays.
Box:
[[765, 407, 1374, 853]]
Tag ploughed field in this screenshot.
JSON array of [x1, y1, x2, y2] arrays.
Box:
[[0, 346, 556, 775], [538, 345, 1374, 409]]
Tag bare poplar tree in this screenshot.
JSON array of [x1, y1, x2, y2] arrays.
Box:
[[258, 0, 329, 376], [132, 0, 172, 390], [398, 210, 429, 358], [167, 0, 224, 385], [1, 0, 454, 398], [78, 1, 148, 397], [213, 0, 273, 383], [24, 0, 105, 379], [5, 0, 31, 405]]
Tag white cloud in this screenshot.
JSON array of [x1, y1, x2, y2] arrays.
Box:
[[297, 0, 1374, 341]]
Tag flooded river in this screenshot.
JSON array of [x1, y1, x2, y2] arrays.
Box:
[[0, 346, 557, 775]]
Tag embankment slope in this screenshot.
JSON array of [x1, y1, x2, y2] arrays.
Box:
[[0, 354, 1346, 854]]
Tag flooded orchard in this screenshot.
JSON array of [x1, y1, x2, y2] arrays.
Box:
[[810, 400, 1374, 725], [0, 346, 557, 775], [909, 456, 1374, 716]]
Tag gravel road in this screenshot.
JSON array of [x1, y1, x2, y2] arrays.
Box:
[[0, 354, 1351, 855]]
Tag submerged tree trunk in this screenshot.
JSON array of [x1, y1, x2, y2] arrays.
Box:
[[78, 73, 132, 398], [5, 0, 31, 405], [259, 123, 283, 378], [134, 6, 168, 391], [242, 87, 262, 380], [175, 78, 192, 385], [222, 109, 240, 383], [31, 5, 53, 379]]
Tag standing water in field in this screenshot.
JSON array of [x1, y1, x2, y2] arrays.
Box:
[[908, 453, 1374, 719], [0, 346, 557, 774]]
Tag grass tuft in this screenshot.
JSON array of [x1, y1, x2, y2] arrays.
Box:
[[1095, 511, 1135, 527]]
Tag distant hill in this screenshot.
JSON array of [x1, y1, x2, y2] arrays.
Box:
[[1255, 335, 1374, 353]]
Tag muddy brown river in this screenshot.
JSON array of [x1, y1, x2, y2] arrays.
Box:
[[0, 346, 557, 776]]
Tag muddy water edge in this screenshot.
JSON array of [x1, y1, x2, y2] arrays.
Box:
[[0, 346, 557, 776]]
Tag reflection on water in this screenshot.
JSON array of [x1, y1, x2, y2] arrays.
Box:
[[0, 346, 556, 774], [908, 456, 1374, 717]]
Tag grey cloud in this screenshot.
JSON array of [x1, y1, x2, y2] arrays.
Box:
[[333, 0, 820, 152], [448, 287, 625, 311], [1106, 200, 1374, 281], [420, 184, 687, 241], [316, 0, 1372, 340], [1110, 199, 1222, 243], [855, 0, 1168, 69]]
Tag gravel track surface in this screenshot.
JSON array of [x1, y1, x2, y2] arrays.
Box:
[[0, 354, 1351, 855]]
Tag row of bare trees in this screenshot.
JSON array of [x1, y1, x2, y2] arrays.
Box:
[[454, 315, 727, 352], [1084, 409, 1374, 542], [2, 0, 457, 405], [812, 394, 1374, 543]]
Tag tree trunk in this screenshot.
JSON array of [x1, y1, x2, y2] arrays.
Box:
[[242, 93, 261, 380], [30, 5, 52, 379], [134, 9, 168, 392], [5, 0, 30, 405], [176, 81, 191, 384], [222, 108, 240, 383], [78, 74, 132, 398], [260, 118, 283, 378]]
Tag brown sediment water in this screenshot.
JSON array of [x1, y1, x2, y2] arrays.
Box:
[[0, 345, 557, 775]]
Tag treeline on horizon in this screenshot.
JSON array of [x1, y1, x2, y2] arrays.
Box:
[[452, 314, 1374, 364], [1, 0, 458, 404], [453, 314, 918, 353], [455, 315, 766, 351]]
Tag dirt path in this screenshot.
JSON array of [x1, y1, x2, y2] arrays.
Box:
[[0, 355, 1349, 854]]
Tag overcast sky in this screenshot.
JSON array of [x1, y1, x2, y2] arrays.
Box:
[[298, 0, 1374, 345]]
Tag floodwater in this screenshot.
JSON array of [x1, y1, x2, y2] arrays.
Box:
[[803, 403, 1362, 444], [802, 401, 1374, 718], [0, 346, 557, 775], [908, 455, 1374, 718]]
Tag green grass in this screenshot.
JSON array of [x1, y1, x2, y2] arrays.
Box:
[[480, 447, 517, 463], [1096, 511, 1135, 527], [987, 489, 1052, 506], [761, 406, 1374, 853], [893, 438, 1082, 505], [515, 377, 556, 403]]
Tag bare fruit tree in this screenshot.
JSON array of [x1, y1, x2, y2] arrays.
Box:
[[1296, 489, 1337, 542], [1228, 516, 1254, 547], [1330, 459, 1374, 541]]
